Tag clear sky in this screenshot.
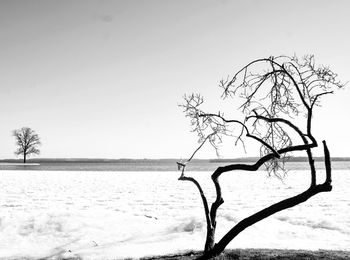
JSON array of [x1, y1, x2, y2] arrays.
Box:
[[0, 0, 349, 159]]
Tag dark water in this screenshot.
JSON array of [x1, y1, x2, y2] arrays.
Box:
[[1, 160, 349, 171]]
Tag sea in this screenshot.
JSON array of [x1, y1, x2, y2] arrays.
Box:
[[0, 160, 349, 259]]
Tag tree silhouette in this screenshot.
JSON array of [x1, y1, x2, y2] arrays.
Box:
[[13, 127, 41, 163], [178, 55, 344, 259]]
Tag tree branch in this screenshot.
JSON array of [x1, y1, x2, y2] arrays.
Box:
[[323, 140, 332, 185], [178, 175, 212, 229], [311, 91, 334, 108]]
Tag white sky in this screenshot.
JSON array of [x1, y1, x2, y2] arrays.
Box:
[[0, 0, 349, 159]]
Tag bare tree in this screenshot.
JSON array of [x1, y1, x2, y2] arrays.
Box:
[[13, 127, 41, 163], [178, 55, 344, 259]]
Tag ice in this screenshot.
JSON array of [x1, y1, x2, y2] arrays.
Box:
[[0, 170, 349, 259]]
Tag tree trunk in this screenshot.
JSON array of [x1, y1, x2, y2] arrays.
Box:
[[207, 186, 331, 258], [198, 187, 331, 259], [23, 153, 26, 164], [204, 227, 215, 252], [196, 141, 332, 260]]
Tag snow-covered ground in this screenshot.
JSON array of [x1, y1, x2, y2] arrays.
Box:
[[0, 170, 349, 259]]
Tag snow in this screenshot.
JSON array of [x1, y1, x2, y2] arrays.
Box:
[[0, 170, 349, 259]]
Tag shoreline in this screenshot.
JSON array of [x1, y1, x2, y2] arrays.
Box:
[[141, 249, 350, 260], [0, 163, 40, 166]]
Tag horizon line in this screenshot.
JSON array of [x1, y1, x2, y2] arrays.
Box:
[[1, 156, 350, 162]]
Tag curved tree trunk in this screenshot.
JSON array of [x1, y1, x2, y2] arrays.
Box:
[[205, 184, 331, 259], [196, 141, 332, 260], [204, 227, 215, 252]]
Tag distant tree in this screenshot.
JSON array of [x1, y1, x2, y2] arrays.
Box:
[[12, 127, 41, 163], [178, 55, 344, 259]]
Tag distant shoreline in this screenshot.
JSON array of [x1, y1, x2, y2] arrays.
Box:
[[1, 157, 349, 172], [1, 156, 350, 164], [0, 163, 40, 166]]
